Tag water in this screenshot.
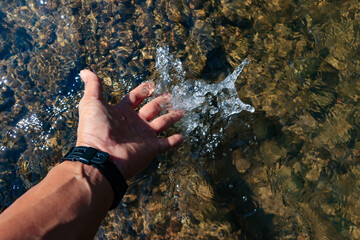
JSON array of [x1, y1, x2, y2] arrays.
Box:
[[1, 0, 360, 239], [154, 45, 254, 135]]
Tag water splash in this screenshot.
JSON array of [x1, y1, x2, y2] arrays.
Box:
[[155, 46, 255, 135]]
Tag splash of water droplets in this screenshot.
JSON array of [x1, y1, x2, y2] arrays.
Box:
[[155, 46, 255, 136]]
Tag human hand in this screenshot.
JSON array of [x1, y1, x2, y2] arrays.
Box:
[[76, 70, 184, 180]]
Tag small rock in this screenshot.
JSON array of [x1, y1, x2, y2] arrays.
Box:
[[170, 218, 182, 233], [260, 140, 287, 164], [232, 149, 251, 173], [46, 137, 58, 148], [305, 168, 320, 182], [292, 162, 302, 174], [320, 203, 335, 216], [123, 194, 137, 203]]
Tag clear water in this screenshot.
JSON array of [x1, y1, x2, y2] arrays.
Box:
[[1, 0, 360, 239]]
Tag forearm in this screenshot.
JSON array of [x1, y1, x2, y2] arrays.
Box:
[[0, 161, 114, 240]]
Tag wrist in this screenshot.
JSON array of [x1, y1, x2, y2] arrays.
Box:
[[54, 161, 114, 209], [63, 146, 128, 209]]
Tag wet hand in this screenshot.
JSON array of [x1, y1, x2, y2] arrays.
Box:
[[76, 70, 184, 179]]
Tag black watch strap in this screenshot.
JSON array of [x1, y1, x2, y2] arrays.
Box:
[[62, 146, 128, 210]]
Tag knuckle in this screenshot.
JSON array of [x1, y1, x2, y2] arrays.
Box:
[[153, 100, 163, 110], [78, 98, 92, 109]]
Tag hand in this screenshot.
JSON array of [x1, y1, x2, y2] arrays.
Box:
[[76, 70, 184, 179]]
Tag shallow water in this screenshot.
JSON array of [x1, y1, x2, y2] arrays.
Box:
[[1, 0, 360, 239]]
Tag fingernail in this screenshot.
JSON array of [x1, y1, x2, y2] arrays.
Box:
[[162, 93, 171, 101], [175, 109, 185, 116], [143, 82, 156, 96], [80, 71, 87, 83], [147, 81, 155, 89], [160, 101, 171, 110], [169, 109, 184, 116]]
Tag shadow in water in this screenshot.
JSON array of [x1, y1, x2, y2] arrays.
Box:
[[210, 153, 275, 239], [206, 113, 276, 239]]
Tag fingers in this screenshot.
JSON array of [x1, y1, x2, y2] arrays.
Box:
[[158, 134, 184, 152], [150, 110, 184, 133], [119, 82, 155, 109], [138, 93, 171, 121], [80, 70, 103, 100]]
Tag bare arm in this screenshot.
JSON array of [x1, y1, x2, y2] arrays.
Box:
[[0, 161, 113, 240], [0, 70, 183, 239]]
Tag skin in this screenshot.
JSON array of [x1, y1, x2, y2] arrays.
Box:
[[0, 70, 184, 240]]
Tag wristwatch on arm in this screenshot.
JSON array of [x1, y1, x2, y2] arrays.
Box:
[[62, 146, 128, 210]]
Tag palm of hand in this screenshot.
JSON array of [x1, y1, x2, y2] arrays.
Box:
[[76, 70, 183, 179]]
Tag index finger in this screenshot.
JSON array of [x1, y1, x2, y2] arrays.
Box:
[[118, 81, 156, 109]]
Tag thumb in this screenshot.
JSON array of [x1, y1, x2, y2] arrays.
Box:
[[80, 69, 104, 100]]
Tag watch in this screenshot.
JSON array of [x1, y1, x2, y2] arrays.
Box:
[[62, 146, 128, 210]]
